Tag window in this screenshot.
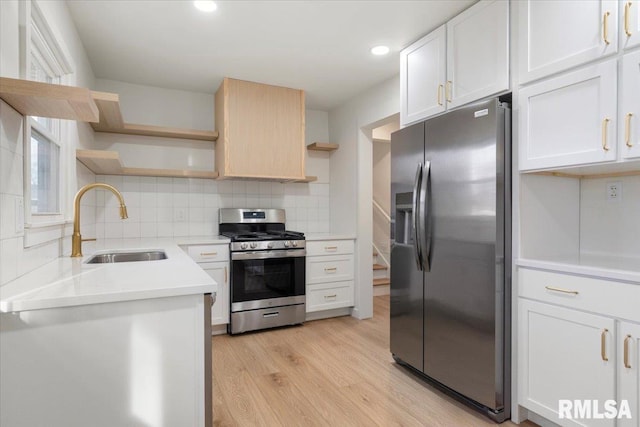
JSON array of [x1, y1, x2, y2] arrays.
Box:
[[22, 0, 73, 224]]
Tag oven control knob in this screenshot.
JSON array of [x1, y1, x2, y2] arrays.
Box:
[[284, 241, 291, 248], [292, 241, 298, 247], [250, 242, 257, 249], [240, 242, 248, 250]]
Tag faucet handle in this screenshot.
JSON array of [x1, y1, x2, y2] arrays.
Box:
[[82, 238, 97, 242]]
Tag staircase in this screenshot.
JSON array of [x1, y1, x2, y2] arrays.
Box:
[[373, 250, 390, 296]]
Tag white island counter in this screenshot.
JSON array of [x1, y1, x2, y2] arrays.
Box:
[[0, 238, 216, 427]]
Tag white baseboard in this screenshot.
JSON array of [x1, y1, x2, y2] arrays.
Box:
[[305, 307, 352, 321]]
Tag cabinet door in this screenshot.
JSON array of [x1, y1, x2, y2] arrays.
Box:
[[400, 25, 446, 126], [621, 51, 640, 159], [621, 1, 640, 50], [446, 0, 509, 109], [202, 262, 229, 326], [519, 0, 618, 84], [619, 321, 640, 427], [519, 60, 617, 171], [518, 299, 615, 426]]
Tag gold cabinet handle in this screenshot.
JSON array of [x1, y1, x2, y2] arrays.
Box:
[[624, 335, 633, 368], [324, 246, 338, 251], [324, 267, 337, 273], [224, 266, 227, 284], [446, 80, 452, 102], [200, 251, 218, 256], [625, 2, 633, 37], [602, 118, 610, 151], [437, 84, 443, 106], [626, 113, 634, 147], [545, 286, 579, 295], [601, 329, 609, 361], [603, 11, 611, 44], [324, 294, 337, 299]]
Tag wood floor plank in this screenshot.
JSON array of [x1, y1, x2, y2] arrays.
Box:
[[212, 296, 537, 427]]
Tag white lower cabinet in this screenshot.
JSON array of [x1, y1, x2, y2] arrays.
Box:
[[519, 299, 616, 426], [184, 244, 230, 329], [518, 267, 640, 426], [619, 321, 640, 427], [201, 262, 229, 325], [306, 239, 355, 314]]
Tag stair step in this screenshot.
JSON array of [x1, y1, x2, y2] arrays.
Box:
[[373, 263, 388, 271], [373, 278, 390, 286]]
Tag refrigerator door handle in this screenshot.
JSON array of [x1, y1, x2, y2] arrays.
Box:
[[420, 161, 431, 272], [412, 163, 423, 270]]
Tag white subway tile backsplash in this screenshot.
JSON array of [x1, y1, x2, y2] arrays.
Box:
[[0, 147, 23, 196], [92, 176, 330, 238], [0, 238, 18, 284]]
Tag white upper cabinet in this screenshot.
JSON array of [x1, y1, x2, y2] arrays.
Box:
[[400, 25, 446, 126], [400, 0, 509, 126], [621, 0, 640, 50], [519, 60, 617, 171], [446, 0, 509, 109], [519, 0, 618, 84], [621, 50, 640, 159]]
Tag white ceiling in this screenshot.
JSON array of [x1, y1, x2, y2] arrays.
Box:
[[66, 0, 475, 110]]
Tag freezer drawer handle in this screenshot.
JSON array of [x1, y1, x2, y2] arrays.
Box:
[[263, 312, 280, 318], [545, 286, 578, 295], [624, 335, 633, 369]]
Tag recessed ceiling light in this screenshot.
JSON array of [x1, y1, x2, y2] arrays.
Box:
[[371, 45, 390, 56], [194, 1, 217, 12]]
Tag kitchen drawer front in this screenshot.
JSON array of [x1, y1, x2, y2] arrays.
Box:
[[306, 281, 354, 312], [518, 267, 640, 322], [187, 244, 229, 263], [306, 240, 354, 256], [307, 255, 354, 284]]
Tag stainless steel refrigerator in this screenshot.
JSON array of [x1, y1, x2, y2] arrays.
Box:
[[390, 98, 511, 422]]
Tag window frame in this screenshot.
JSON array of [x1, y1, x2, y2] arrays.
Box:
[[20, 0, 74, 231]]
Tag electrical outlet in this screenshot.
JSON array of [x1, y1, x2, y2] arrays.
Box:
[[607, 182, 622, 201], [15, 197, 24, 233], [174, 208, 186, 222]]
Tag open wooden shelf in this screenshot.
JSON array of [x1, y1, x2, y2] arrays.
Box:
[[307, 142, 338, 152], [0, 77, 99, 122], [76, 149, 219, 179], [90, 91, 218, 142], [298, 176, 318, 183]]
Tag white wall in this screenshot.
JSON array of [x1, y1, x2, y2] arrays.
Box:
[[328, 75, 400, 319], [0, 0, 96, 286]]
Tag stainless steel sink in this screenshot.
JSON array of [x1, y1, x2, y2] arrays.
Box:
[[85, 250, 168, 264]]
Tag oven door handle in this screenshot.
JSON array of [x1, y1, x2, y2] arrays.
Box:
[[231, 249, 306, 260]]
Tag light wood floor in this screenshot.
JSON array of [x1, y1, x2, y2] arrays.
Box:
[[212, 296, 535, 427]]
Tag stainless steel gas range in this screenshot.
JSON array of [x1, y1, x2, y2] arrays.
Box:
[[219, 208, 306, 334]]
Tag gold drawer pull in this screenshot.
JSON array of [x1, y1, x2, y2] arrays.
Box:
[[200, 251, 218, 256], [624, 335, 632, 369], [324, 267, 337, 273], [324, 294, 337, 299], [602, 118, 610, 151], [601, 329, 609, 361], [224, 266, 228, 284], [626, 113, 634, 147], [603, 11, 611, 44], [625, 2, 632, 37], [437, 84, 443, 106], [545, 286, 579, 295], [446, 80, 452, 102], [324, 246, 338, 251]]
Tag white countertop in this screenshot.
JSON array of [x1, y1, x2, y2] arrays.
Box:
[[304, 234, 356, 241], [0, 239, 218, 313]]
